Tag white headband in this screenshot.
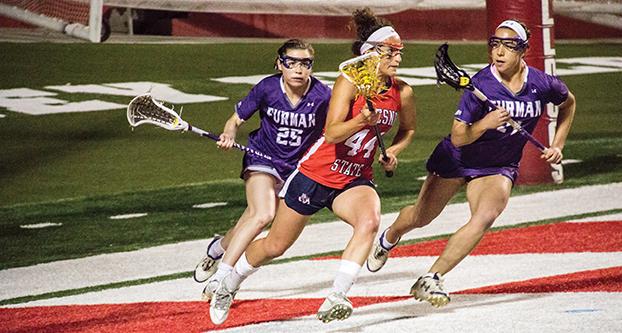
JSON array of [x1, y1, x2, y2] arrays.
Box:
[[497, 20, 528, 41], [359, 26, 401, 54]]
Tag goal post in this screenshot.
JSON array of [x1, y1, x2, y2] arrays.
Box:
[[0, 0, 108, 42]]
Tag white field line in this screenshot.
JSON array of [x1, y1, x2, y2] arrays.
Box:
[[109, 213, 148, 219], [13, 252, 622, 307], [19, 222, 62, 229], [219, 293, 622, 333], [567, 212, 622, 223], [192, 202, 228, 209], [0, 182, 621, 301]]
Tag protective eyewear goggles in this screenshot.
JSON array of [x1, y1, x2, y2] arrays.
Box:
[[279, 55, 314, 69], [488, 36, 528, 51], [373, 42, 404, 57]]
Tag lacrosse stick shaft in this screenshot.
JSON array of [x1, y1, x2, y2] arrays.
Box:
[[187, 125, 275, 162], [127, 93, 279, 165], [365, 99, 394, 178], [471, 88, 547, 152]]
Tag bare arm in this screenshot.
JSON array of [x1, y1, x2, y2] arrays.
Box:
[[541, 91, 576, 163], [324, 75, 380, 144], [378, 80, 416, 172], [387, 81, 416, 156], [218, 112, 244, 150]]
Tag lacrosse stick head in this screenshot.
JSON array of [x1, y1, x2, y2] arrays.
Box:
[[127, 93, 188, 131], [434, 43, 474, 91], [338, 52, 386, 99]]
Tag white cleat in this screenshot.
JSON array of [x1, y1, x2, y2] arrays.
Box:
[[201, 277, 220, 301], [316, 292, 353, 323], [366, 240, 391, 272], [209, 280, 238, 325], [193, 236, 223, 283], [410, 272, 450, 308]]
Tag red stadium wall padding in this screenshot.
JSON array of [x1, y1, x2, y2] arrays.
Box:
[[170, 9, 621, 40], [554, 14, 622, 39], [172, 9, 488, 40], [486, 0, 562, 185], [2, 7, 621, 39]]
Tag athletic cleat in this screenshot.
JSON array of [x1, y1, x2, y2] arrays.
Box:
[[193, 236, 223, 283], [209, 280, 238, 325], [201, 277, 220, 301], [366, 240, 391, 272], [410, 272, 450, 308], [316, 292, 353, 323]]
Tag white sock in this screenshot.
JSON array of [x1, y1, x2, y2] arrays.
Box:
[[207, 237, 225, 259], [331, 260, 361, 295], [379, 228, 398, 251], [224, 253, 258, 291], [211, 263, 233, 282]]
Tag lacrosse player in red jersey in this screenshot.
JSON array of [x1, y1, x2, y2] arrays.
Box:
[[208, 8, 416, 325], [366, 19, 576, 308], [193, 39, 331, 300]]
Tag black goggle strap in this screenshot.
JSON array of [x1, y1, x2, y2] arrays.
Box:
[[488, 36, 528, 51], [279, 55, 314, 69]]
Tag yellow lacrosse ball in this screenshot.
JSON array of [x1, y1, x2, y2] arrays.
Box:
[[459, 76, 470, 87]]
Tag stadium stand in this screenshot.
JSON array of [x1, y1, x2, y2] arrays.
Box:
[[0, 0, 621, 41]]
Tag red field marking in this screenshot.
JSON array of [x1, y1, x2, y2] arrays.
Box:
[[3, 221, 620, 332], [315, 221, 622, 260], [457, 266, 622, 294], [4, 264, 619, 333], [0, 296, 405, 333]]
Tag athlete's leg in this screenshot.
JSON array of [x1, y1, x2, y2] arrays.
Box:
[[244, 202, 310, 267], [429, 174, 512, 275], [316, 185, 380, 323], [199, 172, 277, 295], [411, 175, 511, 307], [210, 198, 309, 325], [332, 185, 381, 266], [366, 174, 464, 274], [409, 175, 508, 308], [385, 173, 464, 244], [219, 172, 278, 267]]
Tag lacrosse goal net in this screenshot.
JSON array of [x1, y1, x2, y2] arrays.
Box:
[[0, 0, 108, 42]]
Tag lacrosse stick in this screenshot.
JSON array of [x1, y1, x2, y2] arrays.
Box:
[[127, 93, 275, 162], [339, 52, 393, 177], [434, 43, 547, 152]]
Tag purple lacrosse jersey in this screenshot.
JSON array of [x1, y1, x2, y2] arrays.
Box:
[[236, 74, 331, 180], [427, 64, 568, 181]]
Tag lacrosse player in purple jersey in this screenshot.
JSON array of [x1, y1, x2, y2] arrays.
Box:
[[193, 39, 331, 299], [366, 19, 576, 307]]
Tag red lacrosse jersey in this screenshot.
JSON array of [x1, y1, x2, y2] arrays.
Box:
[[298, 79, 401, 189]]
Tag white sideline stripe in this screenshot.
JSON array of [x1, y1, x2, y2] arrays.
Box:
[[561, 159, 583, 165], [192, 202, 228, 209], [109, 213, 148, 220], [0, 182, 621, 302], [567, 212, 622, 223], [19, 222, 62, 229], [11, 252, 622, 307], [218, 294, 622, 333]]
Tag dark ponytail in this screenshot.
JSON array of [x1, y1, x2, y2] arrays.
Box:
[[349, 7, 393, 55]]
